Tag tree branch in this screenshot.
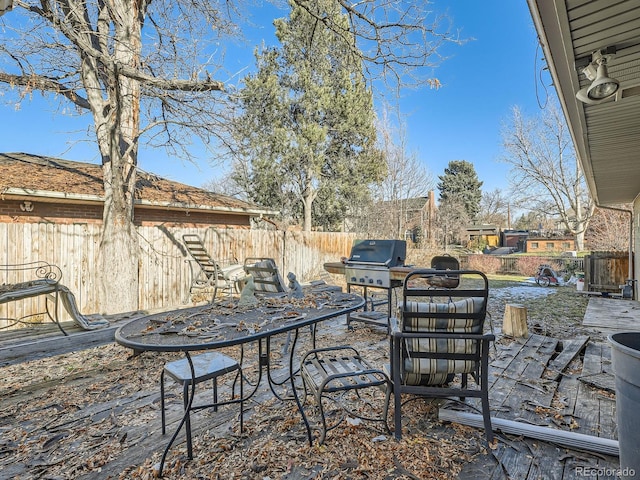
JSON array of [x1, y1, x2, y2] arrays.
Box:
[[0, 71, 91, 109]]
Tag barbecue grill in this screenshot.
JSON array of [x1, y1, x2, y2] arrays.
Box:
[[344, 239, 407, 332]]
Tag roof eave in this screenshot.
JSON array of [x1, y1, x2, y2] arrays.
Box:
[[1, 188, 277, 216], [527, 0, 602, 205]]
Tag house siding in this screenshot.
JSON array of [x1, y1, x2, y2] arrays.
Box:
[[0, 199, 251, 228], [135, 208, 250, 228], [0, 200, 103, 224], [525, 238, 575, 253]]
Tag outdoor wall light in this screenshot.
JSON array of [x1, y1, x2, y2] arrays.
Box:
[[576, 48, 620, 104]]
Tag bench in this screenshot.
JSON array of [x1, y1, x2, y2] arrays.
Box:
[[1, 261, 108, 335]]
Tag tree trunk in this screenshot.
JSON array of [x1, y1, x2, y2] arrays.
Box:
[[302, 175, 316, 232], [97, 158, 139, 314], [503, 304, 528, 338], [575, 230, 586, 252], [302, 194, 313, 232], [94, 0, 142, 314]]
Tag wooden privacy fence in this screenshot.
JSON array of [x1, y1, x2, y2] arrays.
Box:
[[0, 223, 358, 324], [583, 251, 632, 292]]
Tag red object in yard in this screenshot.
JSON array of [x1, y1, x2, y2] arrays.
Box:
[[535, 264, 560, 287]]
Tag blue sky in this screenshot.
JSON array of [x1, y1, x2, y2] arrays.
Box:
[[2, 1, 550, 194]]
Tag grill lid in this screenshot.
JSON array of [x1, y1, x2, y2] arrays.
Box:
[[347, 239, 406, 267]]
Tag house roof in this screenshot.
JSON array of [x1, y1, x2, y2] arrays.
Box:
[[0, 152, 275, 216], [527, 1, 640, 205], [465, 225, 499, 234]]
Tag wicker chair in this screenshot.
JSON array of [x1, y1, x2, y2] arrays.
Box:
[[389, 269, 494, 444]]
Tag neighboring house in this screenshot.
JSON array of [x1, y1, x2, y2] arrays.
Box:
[[0, 153, 274, 227], [501, 230, 529, 252], [528, 1, 640, 297], [525, 237, 576, 254], [400, 191, 438, 246], [464, 224, 500, 249], [342, 190, 437, 246]]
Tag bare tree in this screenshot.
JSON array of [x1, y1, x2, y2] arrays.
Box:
[[1, 0, 237, 313], [1, 0, 460, 313], [585, 206, 631, 251], [501, 103, 595, 251], [437, 198, 469, 249], [478, 188, 509, 227], [368, 106, 434, 239]]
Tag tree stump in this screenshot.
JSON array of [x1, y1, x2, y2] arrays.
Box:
[[503, 303, 528, 338]]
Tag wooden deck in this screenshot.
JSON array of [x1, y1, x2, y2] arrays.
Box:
[[457, 333, 619, 479], [582, 297, 640, 334], [0, 298, 628, 479], [0, 305, 202, 367]]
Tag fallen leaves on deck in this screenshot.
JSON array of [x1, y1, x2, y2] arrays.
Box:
[[0, 337, 487, 480]]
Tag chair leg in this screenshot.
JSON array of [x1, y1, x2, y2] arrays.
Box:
[[211, 285, 219, 303], [213, 378, 218, 412], [316, 391, 329, 445], [381, 381, 392, 435], [393, 386, 402, 440], [481, 388, 493, 444], [183, 382, 193, 459], [460, 373, 468, 402], [392, 337, 403, 440], [160, 370, 166, 435], [480, 338, 493, 444], [239, 370, 244, 433]]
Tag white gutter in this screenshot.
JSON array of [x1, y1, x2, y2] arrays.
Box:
[[1, 187, 104, 203]]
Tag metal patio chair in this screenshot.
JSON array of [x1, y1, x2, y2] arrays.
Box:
[[300, 345, 391, 444], [160, 351, 243, 459], [182, 234, 246, 302], [242, 257, 288, 295], [388, 269, 494, 444]]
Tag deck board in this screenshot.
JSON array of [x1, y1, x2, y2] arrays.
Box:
[[582, 297, 640, 333], [458, 333, 620, 479]]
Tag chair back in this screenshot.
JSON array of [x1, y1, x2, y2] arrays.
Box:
[[398, 269, 488, 386], [182, 234, 219, 280], [391, 269, 494, 444], [243, 257, 287, 294]]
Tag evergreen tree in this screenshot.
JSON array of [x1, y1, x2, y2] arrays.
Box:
[[231, 0, 385, 231], [437, 160, 483, 220]]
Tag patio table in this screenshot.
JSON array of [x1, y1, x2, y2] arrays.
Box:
[[115, 288, 364, 476]]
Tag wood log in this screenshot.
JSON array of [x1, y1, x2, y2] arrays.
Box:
[[503, 303, 528, 338]]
